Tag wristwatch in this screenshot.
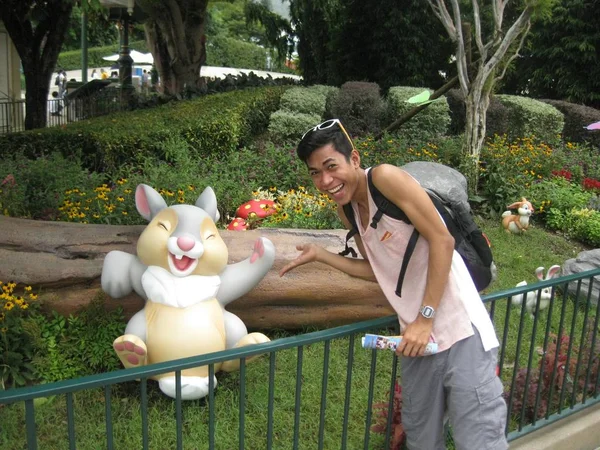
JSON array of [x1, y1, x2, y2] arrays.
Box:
[[419, 305, 436, 319]]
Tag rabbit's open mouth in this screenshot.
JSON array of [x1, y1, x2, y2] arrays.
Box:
[[169, 253, 198, 276]]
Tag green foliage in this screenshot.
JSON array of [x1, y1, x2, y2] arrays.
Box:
[[541, 100, 600, 149], [501, 0, 600, 109], [329, 81, 385, 135], [478, 135, 563, 215], [0, 87, 286, 174], [207, 34, 268, 70], [525, 177, 593, 221], [289, 0, 453, 89], [279, 86, 328, 116], [257, 186, 342, 230], [386, 86, 451, 143], [60, 5, 124, 52], [30, 296, 126, 384], [0, 282, 40, 390], [0, 151, 104, 219], [268, 110, 322, 142], [57, 40, 148, 71], [208, 0, 266, 45], [495, 95, 564, 145], [545, 207, 600, 247]]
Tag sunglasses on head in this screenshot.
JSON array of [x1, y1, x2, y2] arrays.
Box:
[[301, 119, 354, 147]]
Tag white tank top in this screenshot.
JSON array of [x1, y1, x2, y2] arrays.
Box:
[[352, 169, 499, 352]]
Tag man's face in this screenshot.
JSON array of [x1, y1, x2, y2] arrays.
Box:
[[306, 143, 359, 205]]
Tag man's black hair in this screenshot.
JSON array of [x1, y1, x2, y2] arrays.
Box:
[[296, 122, 353, 164]]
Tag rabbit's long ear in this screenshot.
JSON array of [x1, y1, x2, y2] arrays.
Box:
[[535, 267, 546, 280], [196, 187, 220, 222], [507, 201, 522, 209], [546, 265, 561, 279], [135, 184, 168, 221]]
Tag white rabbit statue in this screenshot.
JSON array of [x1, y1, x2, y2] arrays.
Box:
[[510, 265, 561, 317], [101, 184, 275, 400]]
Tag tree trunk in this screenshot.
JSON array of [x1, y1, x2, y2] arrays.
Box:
[[139, 0, 208, 96], [0, 0, 74, 130], [464, 73, 493, 162]]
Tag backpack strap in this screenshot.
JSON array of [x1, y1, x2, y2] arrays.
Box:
[[396, 228, 419, 297], [339, 203, 358, 258]]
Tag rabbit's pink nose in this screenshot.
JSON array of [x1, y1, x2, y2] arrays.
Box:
[[176, 236, 195, 252]]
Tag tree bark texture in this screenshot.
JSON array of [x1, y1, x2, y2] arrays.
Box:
[[139, 0, 208, 95], [0, 216, 393, 330], [0, 0, 74, 129]]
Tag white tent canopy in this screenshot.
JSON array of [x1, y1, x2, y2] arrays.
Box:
[[102, 49, 153, 65]]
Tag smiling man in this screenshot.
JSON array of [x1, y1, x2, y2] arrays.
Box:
[[279, 119, 508, 450]]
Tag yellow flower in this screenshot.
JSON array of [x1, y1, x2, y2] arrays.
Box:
[[20, 304, 28, 310], [24, 286, 32, 292], [122, 211, 128, 216], [29, 293, 38, 300], [4, 301, 14, 311], [0, 327, 7, 333]]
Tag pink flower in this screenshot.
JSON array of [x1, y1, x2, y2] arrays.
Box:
[[1, 174, 15, 187]]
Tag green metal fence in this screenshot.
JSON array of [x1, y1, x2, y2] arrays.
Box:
[[1, 268, 599, 449]]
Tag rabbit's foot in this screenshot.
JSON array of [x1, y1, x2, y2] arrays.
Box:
[[221, 332, 271, 372], [158, 375, 217, 400], [114, 334, 147, 369]]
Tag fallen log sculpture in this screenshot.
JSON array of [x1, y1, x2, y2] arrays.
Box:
[[0, 215, 393, 329]]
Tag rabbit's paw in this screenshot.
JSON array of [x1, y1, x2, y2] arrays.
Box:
[[221, 332, 271, 372], [238, 332, 270, 347], [159, 375, 217, 400], [114, 334, 147, 368], [249, 238, 266, 264]]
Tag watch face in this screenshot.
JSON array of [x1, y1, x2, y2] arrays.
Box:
[[421, 306, 435, 318]]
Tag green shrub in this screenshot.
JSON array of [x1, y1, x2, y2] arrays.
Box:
[[541, 99, 600, 149], [525, 176, 594, 223], [329, 81, 386, 135], [552, 141, 600, 183], [0, 87, 286, 173], [545, 207, 600, 247], [268, 110, 322, 142], [386, 86, 451, 143], [495, 95, 564, 145], [56, 40, 148, 71], [279, 87, 328, 116], [30, 296, 126, 384], [0, 151, 104, 219], [206, 35, 267, 70]]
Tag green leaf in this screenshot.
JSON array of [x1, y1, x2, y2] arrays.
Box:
[[406, 90, 432, 104]]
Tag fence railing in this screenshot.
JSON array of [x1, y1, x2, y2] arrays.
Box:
[[0, 89, 125, 134], [1, 268, 599, 449]]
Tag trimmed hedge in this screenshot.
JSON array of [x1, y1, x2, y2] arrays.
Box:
[[279, 86, 328, 116], [329, 81, 385, 135], [57, 36, 269, 73], [495, 94, 564, 144], [0, 87, 287, 173], [57, 40, 149, 71], [267, 110, 322, 142], [387, 86, 450, 142], [540, 99, 600, 148]]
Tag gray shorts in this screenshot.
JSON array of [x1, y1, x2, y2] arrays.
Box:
[[400, 327, 508, 450]]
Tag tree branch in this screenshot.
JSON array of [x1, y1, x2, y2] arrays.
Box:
[[482, 7, 533, 81]]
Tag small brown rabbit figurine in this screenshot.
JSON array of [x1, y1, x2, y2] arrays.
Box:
[[501, 197, 534, 234]]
